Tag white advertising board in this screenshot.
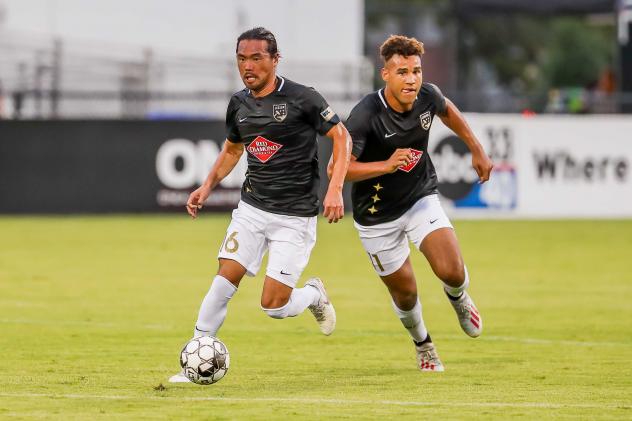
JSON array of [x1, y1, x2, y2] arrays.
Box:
[[428, 114, 632, 218]]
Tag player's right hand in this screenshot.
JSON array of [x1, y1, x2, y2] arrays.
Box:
[[323, 188, 344, 223], [186, 185, 211, 219], [384, 148, 413, 173]]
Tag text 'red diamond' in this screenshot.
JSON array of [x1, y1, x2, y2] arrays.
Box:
[[247, 136, 283, 163], [398, 148, 424, 173]]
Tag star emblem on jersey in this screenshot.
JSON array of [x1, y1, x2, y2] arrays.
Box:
[[373, 183, 383, 191], [247, 136, 284, 163], [420, 111, 432, 130], [273, 103, 287, 122], [368, 206, 378, 214], [398, 149, 424, 173], [371, 194, 380, 203]]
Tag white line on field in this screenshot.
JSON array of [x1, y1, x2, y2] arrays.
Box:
[[443, 334, 630, 348], [0, 392, 628, 410], [0, 319, 629, 347], [0, 318, 170, 330]]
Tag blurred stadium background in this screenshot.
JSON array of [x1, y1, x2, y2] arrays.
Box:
[[0, 1, 631, 419], [0, 0, 631, 217]]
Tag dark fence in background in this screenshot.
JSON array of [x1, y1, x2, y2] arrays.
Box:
[[0, 120, 345, 214]]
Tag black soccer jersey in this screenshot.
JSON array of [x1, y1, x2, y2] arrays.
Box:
[[225, 76, 340, 217], [347, 83, 447, 226]]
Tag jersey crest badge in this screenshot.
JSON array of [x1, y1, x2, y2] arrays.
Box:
[[247, 136, 284, 163], [420, 111, 432, 130], [273, 103, 287, 122], [398, 149, 424, 173]]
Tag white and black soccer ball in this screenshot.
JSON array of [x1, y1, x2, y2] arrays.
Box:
[[179, 336, 230, 385]]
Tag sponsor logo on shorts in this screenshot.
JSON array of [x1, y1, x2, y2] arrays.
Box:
[[247, 136, 283, 163], [273, 103, 287, 122], [398, 148, 424, 173]]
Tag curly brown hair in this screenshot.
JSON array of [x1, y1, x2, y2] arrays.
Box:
[[379, 35, 425, 62]]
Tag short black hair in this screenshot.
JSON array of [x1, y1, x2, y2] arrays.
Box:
[[380, 35, 424, 63], [236, 27, 279, 57]]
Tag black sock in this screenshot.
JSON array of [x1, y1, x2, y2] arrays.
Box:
[[414, 334, 432, 346], [446, 291, 463, 301]]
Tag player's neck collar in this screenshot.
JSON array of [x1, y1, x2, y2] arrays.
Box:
[[379, 88, 417, 113]]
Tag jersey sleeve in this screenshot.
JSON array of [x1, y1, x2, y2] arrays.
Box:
[[302, 88, 341, 136], [425, 83, 448, 116], [225, 95, 241, 142], [345, 99, 372, 158]]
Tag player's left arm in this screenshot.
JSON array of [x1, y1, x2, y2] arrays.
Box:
[[439, 98, 494, 183], [323, 122, 352, 223]]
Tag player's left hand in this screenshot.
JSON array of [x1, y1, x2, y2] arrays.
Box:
[[323, 188, 344, 223], [472, 152, 493, 183]]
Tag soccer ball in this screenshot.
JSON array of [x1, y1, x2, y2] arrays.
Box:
[[179, 336, 230, 385]]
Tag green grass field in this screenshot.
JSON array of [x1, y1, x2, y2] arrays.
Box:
[[0, 216, 631, 420]]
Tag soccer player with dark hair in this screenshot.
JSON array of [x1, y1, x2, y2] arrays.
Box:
[[330, 35, 493, 372], [170, 27, 351, 382]]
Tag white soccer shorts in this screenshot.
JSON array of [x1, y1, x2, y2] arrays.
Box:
[[354, 194, 453, 276], [217, 200, 317, 288]]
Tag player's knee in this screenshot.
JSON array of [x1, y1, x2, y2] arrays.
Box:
[[260, 293, 290, 309], [261, 302, 290, 319], [392, 290, 418, 311], [436, 262, 465, 287]]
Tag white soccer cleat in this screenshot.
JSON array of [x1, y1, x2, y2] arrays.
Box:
[[415, 341, 445, 372], [168, 371, 191, 383], [305, 277, 336, 336], [448, 291, 483, 338]]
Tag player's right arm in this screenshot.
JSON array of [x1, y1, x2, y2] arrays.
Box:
[[186, 139, 244, 218], [341, 149, 412, 181], [326, 97, 413, 181]]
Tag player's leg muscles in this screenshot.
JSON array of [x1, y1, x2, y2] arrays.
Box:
[[380, 258, 418, 310], [217, 258, 247, 287], [419, 227, 465, 289], [260, 276, 319, 319], [261, 276, 293, 309]]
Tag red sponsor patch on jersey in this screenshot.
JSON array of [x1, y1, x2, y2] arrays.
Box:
[[398, 148, 424, 173], [247, 136, 283, 163]]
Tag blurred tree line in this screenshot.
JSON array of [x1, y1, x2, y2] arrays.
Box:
[[365, 0, 616, 112]]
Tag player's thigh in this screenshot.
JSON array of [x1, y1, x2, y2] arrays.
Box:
[[405, 194, 454, 249], [420, 228, 465, 282], [405, 194, 463, 281], [217, 202, 268, 279], [355, 220, 409, 277], [265, 214, 317, 289]]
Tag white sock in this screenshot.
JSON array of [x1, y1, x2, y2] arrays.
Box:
[[194, 275, 237, 337], [391, 298, 428, 343], [443, 265, 470, 298], [262, 286, 320, 319]]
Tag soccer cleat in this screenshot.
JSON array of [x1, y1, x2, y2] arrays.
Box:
[[305, 277, 336, 335], [415, 341, 445, 372], [448, 291, 483, 337], [168, 370, 191, 383]]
